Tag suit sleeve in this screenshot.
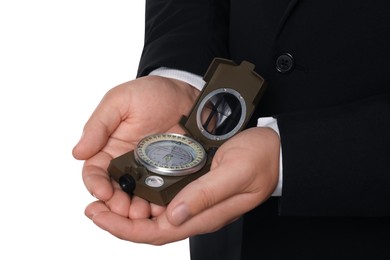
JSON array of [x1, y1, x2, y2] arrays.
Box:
[[277, 92, 390, 216], [137, 0, 230, 77]]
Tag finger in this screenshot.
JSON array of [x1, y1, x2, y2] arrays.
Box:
[[85, 201, 163, 244], [72, 90, 122, 160], [128, 196, 151, 219], [93, 213, 158, 243], [166, 162, 255, 226], [170, 190, 259, 235], [82, 151, 114, 201], [150, 203, 166, 217], [87, 194, 254, 245], [85, 200, 110, 220], [104, 185, 132, 217], [90, 206, 187, 245]]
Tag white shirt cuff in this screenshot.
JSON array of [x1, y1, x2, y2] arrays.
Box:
[[257, 117, 283, 196], [149, 67, 206, 91]]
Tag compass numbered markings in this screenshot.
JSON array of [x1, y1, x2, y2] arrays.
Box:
[[134, 133, 207, 176]]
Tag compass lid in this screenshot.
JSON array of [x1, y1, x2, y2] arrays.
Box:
[[180, 58, 266, 150]]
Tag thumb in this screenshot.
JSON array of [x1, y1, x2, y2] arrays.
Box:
[[72, 123, 108, 160], [72, 97, 122, 160], [166, 165, 244, 226]]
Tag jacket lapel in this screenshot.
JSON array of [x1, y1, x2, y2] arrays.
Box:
[[274, 0, 301, 40]]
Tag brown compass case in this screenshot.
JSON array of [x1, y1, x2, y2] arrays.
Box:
[[107, 58, 266, 205]]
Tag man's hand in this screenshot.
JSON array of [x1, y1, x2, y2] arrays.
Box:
[[83, 126, 280, 245], [72, 75, 199, 216]]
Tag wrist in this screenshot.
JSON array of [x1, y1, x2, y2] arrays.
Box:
[[243, 127, 281, 198]]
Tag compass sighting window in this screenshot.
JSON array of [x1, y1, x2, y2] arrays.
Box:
[[197, 88, 246, 141]]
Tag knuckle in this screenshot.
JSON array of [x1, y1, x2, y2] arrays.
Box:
[[197, 181, 217, 209]]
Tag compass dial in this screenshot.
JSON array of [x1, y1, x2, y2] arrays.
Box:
[[134, 133, 207, 176]]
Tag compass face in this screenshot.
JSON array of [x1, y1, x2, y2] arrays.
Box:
[[134, 133, 207, 176]]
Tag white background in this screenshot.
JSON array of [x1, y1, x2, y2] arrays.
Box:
[[0, 1, 190, 259]]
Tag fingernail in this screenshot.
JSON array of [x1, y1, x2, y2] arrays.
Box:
[[171, 203, 190, 225]]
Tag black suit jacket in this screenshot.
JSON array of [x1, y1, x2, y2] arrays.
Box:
[[137, 0, 390, 259]]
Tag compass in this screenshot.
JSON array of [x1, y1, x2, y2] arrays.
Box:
[[134, 133, 206, 176], [107, 58, 266, 205]]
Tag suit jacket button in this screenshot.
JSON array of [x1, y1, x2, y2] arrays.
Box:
[[276, 53, 295, 73]]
